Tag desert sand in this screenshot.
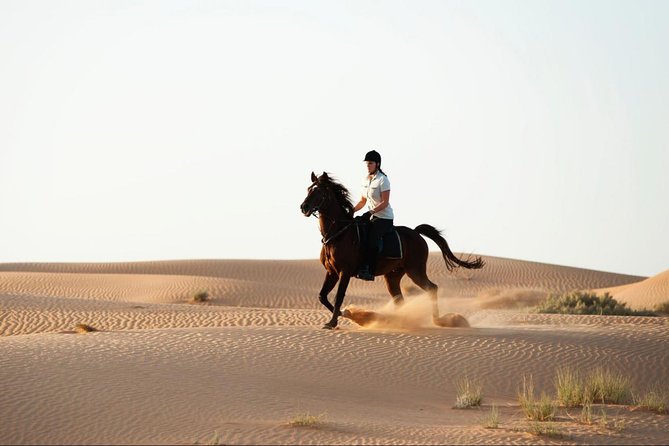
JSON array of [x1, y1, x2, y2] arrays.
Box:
[[1, 254, 668, 445]]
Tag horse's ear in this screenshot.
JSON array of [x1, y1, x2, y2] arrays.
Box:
[[311, 172, 317, 183], [321, 172, 329, 181]]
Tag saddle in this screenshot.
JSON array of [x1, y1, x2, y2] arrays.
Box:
[[354, 220, 403, 259]]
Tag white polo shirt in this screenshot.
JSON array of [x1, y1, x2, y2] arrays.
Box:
[[362, 171, 394, 219]]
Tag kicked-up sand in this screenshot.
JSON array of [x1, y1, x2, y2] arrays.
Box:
[[1, 254, 668, 444]]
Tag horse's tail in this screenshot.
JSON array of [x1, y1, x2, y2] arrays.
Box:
[[414, 224, 485, 272]]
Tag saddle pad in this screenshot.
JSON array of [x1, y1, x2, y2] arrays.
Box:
[[379, 230, 403, 259]]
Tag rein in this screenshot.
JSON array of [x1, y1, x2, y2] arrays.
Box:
[[321, 220, 354, 245]]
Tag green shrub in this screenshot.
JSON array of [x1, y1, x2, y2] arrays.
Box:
[[654, 301, 669, 315], [536, 291, 656, 316]]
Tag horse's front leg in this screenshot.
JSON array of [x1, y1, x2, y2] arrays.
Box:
[[318, 271, 339, 313], [323, 272, 351, 329]]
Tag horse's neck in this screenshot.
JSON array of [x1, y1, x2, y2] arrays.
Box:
[[318, 206, 350, 237]]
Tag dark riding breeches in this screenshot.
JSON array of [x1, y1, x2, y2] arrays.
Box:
[[364, 217, 394, 274]]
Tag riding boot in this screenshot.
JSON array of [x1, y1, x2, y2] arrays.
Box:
[[357, 242, 376, 281], [357, 264, 374, 281]]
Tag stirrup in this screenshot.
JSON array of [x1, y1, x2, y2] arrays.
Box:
[[357, 266, 374, 281]]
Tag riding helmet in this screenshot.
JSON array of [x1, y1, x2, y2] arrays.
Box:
[[363, 150, 381, 164]]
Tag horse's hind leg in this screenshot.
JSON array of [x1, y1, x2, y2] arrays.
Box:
[[383, 269, 405, 307], [406, 268, 439, 321]]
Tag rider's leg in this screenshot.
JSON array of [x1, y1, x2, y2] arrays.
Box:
[[358, 217, 393, 280]]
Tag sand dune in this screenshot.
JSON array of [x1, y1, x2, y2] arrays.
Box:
[[0, 254, 646, 299], [1, 255, 667, 445], [595, 268, 669, 310]]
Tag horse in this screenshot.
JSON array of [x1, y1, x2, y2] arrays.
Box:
[[300, 171, 484, 329]]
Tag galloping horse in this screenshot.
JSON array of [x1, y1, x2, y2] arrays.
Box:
[[300, 172, 484, 329]]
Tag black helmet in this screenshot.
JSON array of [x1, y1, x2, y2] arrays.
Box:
[[363, 150, 381, 164]]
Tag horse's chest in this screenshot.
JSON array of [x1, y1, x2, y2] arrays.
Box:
[[324, 249, 337, 272], [324, 247, 341, 273]]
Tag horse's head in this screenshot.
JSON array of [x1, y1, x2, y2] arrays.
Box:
[[300, 172, 330, 217]]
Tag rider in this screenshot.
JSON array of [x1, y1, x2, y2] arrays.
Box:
[[352, 150, 394, 281]]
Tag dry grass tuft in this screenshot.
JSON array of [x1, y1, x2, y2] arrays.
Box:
[[481, 403, 500, 429], [191, 290, 210, 303], [555, 366, 584, 407], [634, 385, 668, 414], [288, 412, 325, 427], [527, 421, 564, 439], [553, 366, 632, 407], [454, 375, 483, 409], [598, 409, 626, 432], [195, 431, 221, 445], [518, 375, 556, 421], [74, 323, 98, 333], [585, 368, 632, 404], [579, 400, 593, 425]]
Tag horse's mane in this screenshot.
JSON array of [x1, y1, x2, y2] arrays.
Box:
[[320, 174, 355, 217]]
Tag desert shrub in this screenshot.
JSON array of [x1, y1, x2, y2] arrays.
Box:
[[518, 376, 556, 421], [654, 301, 669, 315], [454, 375, 483, 408], [191, 290, 210, 303], [536, 291, 656, 316]]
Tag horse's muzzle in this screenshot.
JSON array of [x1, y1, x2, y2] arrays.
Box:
[[300, 202, 313, 217]]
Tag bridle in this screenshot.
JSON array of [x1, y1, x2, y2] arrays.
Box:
[[306, 184, 355, 245]]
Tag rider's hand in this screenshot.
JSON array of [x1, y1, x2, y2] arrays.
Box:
[[361, 211, 372, 221]]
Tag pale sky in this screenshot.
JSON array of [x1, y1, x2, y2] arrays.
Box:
[[1, 0, 667, 277]]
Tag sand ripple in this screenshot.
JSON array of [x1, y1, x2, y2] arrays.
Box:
[[1, 325, 668, 444], [1, 257, 667, 444]]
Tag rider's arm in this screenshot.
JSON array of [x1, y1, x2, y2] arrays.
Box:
[[353, 197, 367, 213], [370, 190, 390, 214]]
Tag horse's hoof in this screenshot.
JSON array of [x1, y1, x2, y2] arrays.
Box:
[[434, 313, 470, 328], [322, 324, 336, 330]]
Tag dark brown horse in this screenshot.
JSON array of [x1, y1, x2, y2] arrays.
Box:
[[300, 172, 484, 329]]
